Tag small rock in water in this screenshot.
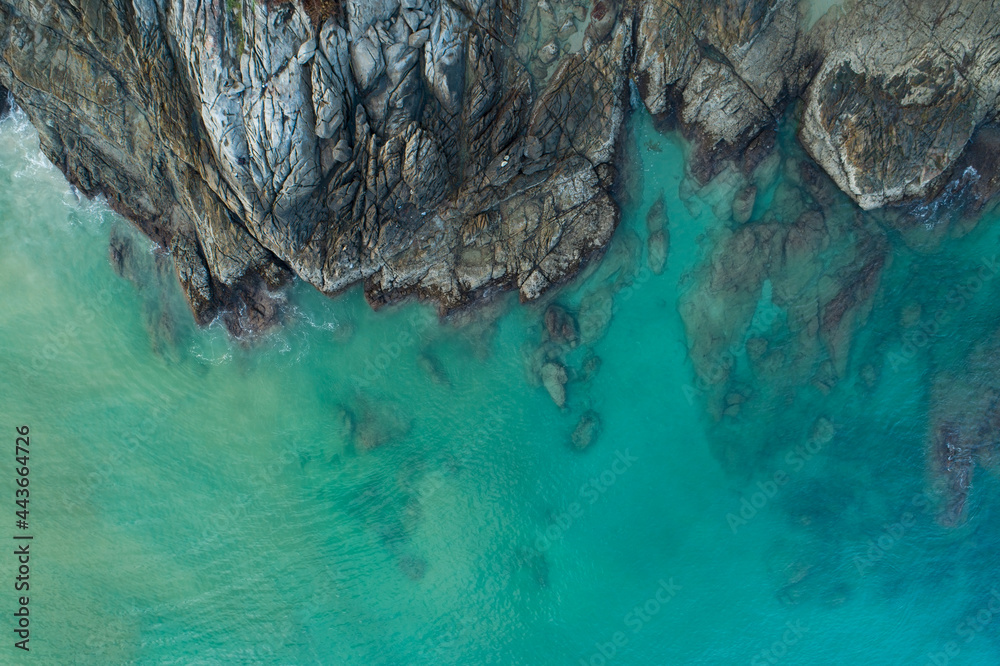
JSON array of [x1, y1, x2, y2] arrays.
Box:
[[571, 410, 601, 450], [540, 362, 568, 407], [810, 417, 835, 445], [644, 195, 669, 275], [588, 0, 616, 40], [528, 340, 565, 386]]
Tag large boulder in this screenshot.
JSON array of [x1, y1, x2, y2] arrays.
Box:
[[799, 0, 1000, 209]]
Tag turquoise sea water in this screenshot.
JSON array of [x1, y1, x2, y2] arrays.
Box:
[[3, 98, 1000, 665]]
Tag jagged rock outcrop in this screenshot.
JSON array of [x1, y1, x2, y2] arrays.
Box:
[[0, 0, 630, 334], [800, 0, 1000, 210], [0, 0, 999, 334], [634, 0, 816, 179]]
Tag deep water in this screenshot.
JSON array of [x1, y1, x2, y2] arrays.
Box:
[[4, 98, 1000, 665]]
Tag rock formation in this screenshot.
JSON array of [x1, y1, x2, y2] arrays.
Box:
[[634, 0, 815, 179], [0, 0, 629, 335], [800, 0, 1000, 210], [1, 0, 1000, 337]]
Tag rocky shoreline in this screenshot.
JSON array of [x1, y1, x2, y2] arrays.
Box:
[[1, 0, 999, 336]]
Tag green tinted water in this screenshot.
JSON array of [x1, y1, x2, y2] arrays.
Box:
[[3, 101, 1000, 665]]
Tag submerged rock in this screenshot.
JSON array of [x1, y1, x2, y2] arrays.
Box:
[[900, 302, 922, 329], [645, 193, 669, 274], [577, 285, 615, 345], [811, 361, 838, 396], [416, 351, 449, 385], [647, 230, 668, 275], [341, 400, 412, 452], [517, 546, 549, 588], [571, 410, 601, 450], [544, 304, 579, 347], [858, 363, 878, 391], [579, 353, 602, 382], [540, 361, 568, 408], [810, 417, 835, 446], [646, 194, 668, 234], [732, 185, 756, 224], [924, 331, 1000, 527], [398, 554, 428, 580], [930, 419, 974, 528], [108, 227, 145, 286], [590, 228, 643, 290], [679, 146, 890, 427]]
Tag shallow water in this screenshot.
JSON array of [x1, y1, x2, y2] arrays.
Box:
[[3, 98, 1000, 665]]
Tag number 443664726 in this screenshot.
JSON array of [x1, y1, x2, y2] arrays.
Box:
[[15, 426, 29, 529]]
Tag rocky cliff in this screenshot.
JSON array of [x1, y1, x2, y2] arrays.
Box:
[[1, 0, 999, 334]]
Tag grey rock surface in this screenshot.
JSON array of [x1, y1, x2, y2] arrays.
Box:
[[0, 0, 998, 333]]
